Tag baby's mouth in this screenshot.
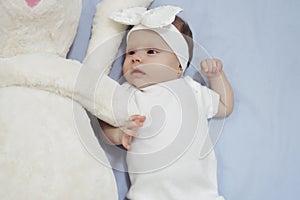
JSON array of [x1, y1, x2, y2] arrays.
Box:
[[131, 69, 145, 77]]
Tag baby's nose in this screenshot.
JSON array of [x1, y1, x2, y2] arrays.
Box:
[[132, 57, 141, 63], [131, 53, 143, 63]]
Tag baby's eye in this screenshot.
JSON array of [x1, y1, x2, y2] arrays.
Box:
[[147, 49, 158, 54], [128, 50, 135, 55]]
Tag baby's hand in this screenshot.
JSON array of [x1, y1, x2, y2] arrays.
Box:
[[121, 115, 146, 150], [201, 59, 223, 78]]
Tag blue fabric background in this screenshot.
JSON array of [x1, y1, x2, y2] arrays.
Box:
[[68, 0, 300, 199]]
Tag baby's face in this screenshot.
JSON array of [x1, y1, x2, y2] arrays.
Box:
[[123, 30, 181, 89]]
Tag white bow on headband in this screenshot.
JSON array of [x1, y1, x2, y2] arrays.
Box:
[[110, 5, 182, 28], [110, 6, 190, 70]]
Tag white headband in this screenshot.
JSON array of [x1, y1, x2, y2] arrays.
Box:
[[110, 6, 190, 70]]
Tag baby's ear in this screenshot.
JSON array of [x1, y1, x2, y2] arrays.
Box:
[[178, 65, 183, 77]]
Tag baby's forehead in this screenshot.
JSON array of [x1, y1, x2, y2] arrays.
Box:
[[126, 30, 172, 51]]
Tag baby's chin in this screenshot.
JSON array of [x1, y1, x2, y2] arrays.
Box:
[[126, 76, 181, 89], [130, 80, 157, 89], [123, 75, 150, 89]]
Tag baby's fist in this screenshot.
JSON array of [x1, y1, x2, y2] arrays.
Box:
[[201, 59, 223, 78], [121, 115, 146, 150]]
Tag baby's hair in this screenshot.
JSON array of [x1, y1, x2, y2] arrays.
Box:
[[172, 16, 194, 69]]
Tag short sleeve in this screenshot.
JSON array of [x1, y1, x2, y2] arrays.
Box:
[[184, 76, 220, 119]]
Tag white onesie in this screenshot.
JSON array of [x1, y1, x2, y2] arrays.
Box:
[[122, 76, 225, 200]]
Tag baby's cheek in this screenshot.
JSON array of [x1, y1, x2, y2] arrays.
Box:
[[122, 63, 130, 75]]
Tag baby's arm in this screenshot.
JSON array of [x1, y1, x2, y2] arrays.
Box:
[[201, 59, 234, 117], [100, 115, 146, 150]]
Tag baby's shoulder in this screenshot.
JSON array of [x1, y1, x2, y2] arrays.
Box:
[[183, 76, 206, 91]]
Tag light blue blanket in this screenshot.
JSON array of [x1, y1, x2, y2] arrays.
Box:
[[68, 0, 300, 199]]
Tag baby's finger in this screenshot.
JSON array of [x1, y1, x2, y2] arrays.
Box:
[[215, 59, 223, 71], [201, 60, 209, 72], [130, 115, 146, 123], [208, 59, 217, 73], [125, 120, 143, 130], [122, 134, 132, 150]]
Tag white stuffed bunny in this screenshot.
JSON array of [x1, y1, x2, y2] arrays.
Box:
[[0, 0, 152, 199]]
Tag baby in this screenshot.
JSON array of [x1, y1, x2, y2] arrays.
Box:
[[100, 6, 234, 200]]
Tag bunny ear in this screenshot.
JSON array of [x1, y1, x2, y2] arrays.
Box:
[[110, 7, 147, 25], [141, 6, 183, 28]]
